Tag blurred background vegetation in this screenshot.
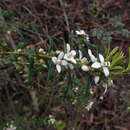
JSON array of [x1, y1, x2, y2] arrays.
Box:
[[0, 0, 130, 129]]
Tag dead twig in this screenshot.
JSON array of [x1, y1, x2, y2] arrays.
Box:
[[59, 0, 70, 32]]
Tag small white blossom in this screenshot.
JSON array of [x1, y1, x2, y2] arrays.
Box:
[[52, 52, 68, 73], [76, 30, 86, 35], [48, 118, 56, 125], [3, 124, 17, 130], [64, 44, 77, 64], [127, 107, 130, 110], [10, 125, 16, 130], [91, 54, 110, 77], [38, 48, 44, 53], [72, 87, 79, 92], [72, 99, 77, 104], [48, 115, 56, 125], [76, 30, 90, 41], [85, 101, 94, 111], [99, 96, 104, 100]]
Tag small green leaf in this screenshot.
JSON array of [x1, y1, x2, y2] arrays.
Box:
[[110, 51, 124, 67], [3, 56, 16, 64], [55, 120, 66, 130], [24, 48, 36, 55], [127, 47, 130, 70], [106, 47, 119, 60], [17, 42, 25, 49]]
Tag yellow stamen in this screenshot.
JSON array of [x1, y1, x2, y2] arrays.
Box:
[[56, 59, 62, 64]]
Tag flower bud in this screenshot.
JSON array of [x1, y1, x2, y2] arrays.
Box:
[[38, 48, 44, 53], [39, 59, 44, 63], [81, 65, 89, 71], [17, 49, 22, 53], [56, 50, 61, 54]]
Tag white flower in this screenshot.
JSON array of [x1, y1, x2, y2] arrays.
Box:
[[72, 87, 79, 92], [38, 48, 45, 53], [52, 52, 68, 73], [99, 96, 104, 100], [76, 30, 86, 35], [4, 124, 17, 130], [10, 125, 16, 130], [48, 118, 56, 125], [76, 30, 90, 41], [64, 44, 77, 64], [94, 76, 100, 84], [85, 101, 94, 111], [91, 54, 110, 77], [88, 49, 97, 62], [48, 115, 56, 125]]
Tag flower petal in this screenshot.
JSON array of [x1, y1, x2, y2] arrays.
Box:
[[103, 67, 109, 77], [88, 49, 97, 62], [58, 52, 64, 59], [91, 62, 101, 68], [70, 58, 77, 64], [81, 57, 87, 63], [103, 83, 108, 94], [91, 55, 97, 62], [75, 30, 81, 35], [99, 54, 104, 63], [94, 76, 100, 84], [81, 65, 89, 72], [88, 49, 92, 56], [56, 64, 61, 73], [64, 54, 68, 60], [71, 50, 76, 56], [79, 50, 82, 59], [61, 60, 68, 66], [52, 57, 57, 64], [80, 30, 86, 35], [108, 62, 110, 66], [67, 44, 70, 52]]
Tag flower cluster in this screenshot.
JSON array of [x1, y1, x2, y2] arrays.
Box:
[[52, 44, 77, 73], [3, 121, 17, 130], [48, 115, 56, 125], [52, 44, 110, 77], [51, 30, 112, 96]]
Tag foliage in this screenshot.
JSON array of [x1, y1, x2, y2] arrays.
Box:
[[0, 1, 130, 129]]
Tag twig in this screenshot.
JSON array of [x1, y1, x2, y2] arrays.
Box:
[[29, 88, 39, 113], [59, 0, 70, 32]]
